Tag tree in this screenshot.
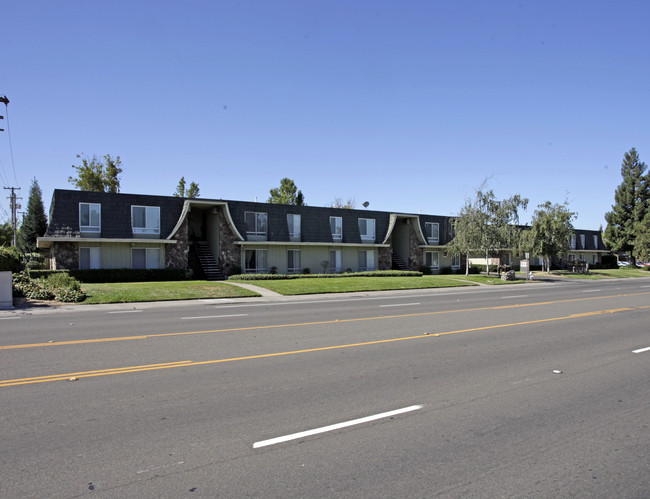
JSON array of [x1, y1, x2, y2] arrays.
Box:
[[0, 221, 12, 247], [447, 188, 528, 275], [329, 197, 356, 209], [604, 148, 650, 265], [174, 177, 200, 198], [68, 154, 123, 193], [18, 178, 48, 252], [633, 212, 650, 262], [520, 201, 576, 272], [268, 178, 304, 205]]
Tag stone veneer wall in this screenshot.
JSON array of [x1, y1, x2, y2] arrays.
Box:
[[52, 242, 79, 270], [166, 218, 189, 269], [408, 222, 423, 270], [378, 235, 392, 270], [217, 210, 240, 275]]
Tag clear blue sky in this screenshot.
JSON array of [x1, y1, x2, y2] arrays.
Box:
[[1, 0, 649, 230]]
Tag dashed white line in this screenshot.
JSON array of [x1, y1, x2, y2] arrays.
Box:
[[108, 310, 143, 314], [581, 289, 601, 293], [0, 317, 19, 320], [379, 303, 420, 308], [253, 405, 423, 449], [501, 295, 528, 299], [181, 314, 248, 320], [632, 346, 650, 354], [640, 285, 650, 288]]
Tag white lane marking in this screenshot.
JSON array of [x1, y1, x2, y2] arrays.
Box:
[[501, 295, 528, 299], [640, 285, 650, 288], [632, 346, 650, 354], [253, 405, 423, 449], [108, 310, 143, 314], [581, 289, 601, 293], [182, 314, 248, 320], [0, 317, 19, 320], [379, 303, 420, 308]]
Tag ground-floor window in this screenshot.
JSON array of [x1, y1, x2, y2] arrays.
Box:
[[579, 254, 585, 262], [245, 249, 267, 273], [451, 254, 460, 269], [425, 251, 439, 270], [592, 254, 598, 264], [79, 247, 101, 269], [330, 250, 342, 272], [132, 248, 160, 269], [359, 250, 376, 271], [568, 254, 576, 262], [287, 249, 300, 273]]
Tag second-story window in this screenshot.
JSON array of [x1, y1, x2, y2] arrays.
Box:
[[330, 216, 342, 241], [580, 234, 585, 249], [358, 218, 375, 243], [79, 203, 101, 233], [570, 234, 576, 249], [132, 206, 160, 235], [287, 214, 301, 242], [425, 222, 439, 244], [593, 235, 598, 249], [245, 212, 267, 239]]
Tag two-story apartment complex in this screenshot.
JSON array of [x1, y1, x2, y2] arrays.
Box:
[[37, 189, 608, 277]]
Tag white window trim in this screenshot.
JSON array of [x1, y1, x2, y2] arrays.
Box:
[[451, 253, 460, 269], [244, 249, 267, 273], [426, 250, 440, 270], [359, 249, 376, 271], [359, 218, 376, 243], [593, 235, 598, 249], [287, 214, 301, 242], [330, 216, 343, 242], [570, 234, 576, 250], [131, 205, 161, 235], [131, 247, 161, 269], [287, 249, 301, 273], [245, 211, 268, 237], [79, 246, 101, 269], [580, 234, 585, 249], [79, 203, 101, 233], [329, 249, 342, 272], [425, 222, 439, 244]]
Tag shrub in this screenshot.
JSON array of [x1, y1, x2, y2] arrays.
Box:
[[229, 270, 423, 280], [228, 265, 242, 276], [0, 246, 21, 272], [439, 266, 452, 275], [66, 268, 192, 283], [600, 254, 618, 269], [418, 265, 432, 275]]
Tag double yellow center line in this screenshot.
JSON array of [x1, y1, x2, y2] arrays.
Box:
[[1, 292, 648, 388]]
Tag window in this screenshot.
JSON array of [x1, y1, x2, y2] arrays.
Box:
[[570, 234, 576, 249], [79, 247, 100, 269], [579, 253, 585, 262], [592, 254, 598, 264], [245, 249, 267, 273], [245, 212, 267, 240], [79, 203, 101, 233], [132, 206, 160, 235], [132, 248, 160, 269], [568, 253, 576, 262], [580, 234, 585, 249], [358, 218, 375, 243], [359, 250, 376, 271], [287, 249, 300, 273], [330, 217, 342, 242], [593, 235, 598, 249], [329, 250, 342, 272], [287, 214, 301, 242], [451, 254, 460, 269], [425, 251, 439, 270], [425, 222, 439, 244]]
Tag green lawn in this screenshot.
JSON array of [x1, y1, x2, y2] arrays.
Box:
[[234, 274, 527, 296], [541, 267, 650, 279], [81, 280, 259, 304]]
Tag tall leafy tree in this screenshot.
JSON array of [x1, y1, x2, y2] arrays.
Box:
[[19, 178, 49, 252], [448, 188, 528, 275], [0, 221, 12, 247], [520, 201, 576, 272], [68, 154, 123, 193], [604, 148, 650, 265], [174, 177, 200, 198], [268, 178, 304, 205]]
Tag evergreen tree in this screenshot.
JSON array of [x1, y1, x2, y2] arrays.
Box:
[[68, 154, 122, 193], [174, 177, 200, 198], [604, 148, 650, 265], [0, 221, 12, 247], [19, 178, 48, 252], [268, 178, 304, 205]]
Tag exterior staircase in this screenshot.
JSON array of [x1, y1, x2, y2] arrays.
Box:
[[193, 241, 225, 281], [391, 254, 410, 271]]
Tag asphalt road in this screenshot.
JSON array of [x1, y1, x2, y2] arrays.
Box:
[[1, 277, 649, 497]]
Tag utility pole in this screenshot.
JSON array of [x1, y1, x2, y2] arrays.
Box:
[[4, 187, 21, 247]]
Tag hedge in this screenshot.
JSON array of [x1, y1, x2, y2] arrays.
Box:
[[29, 268, 193, 283], [0, 246, 21, 272], [229, 270, 423, 280]]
